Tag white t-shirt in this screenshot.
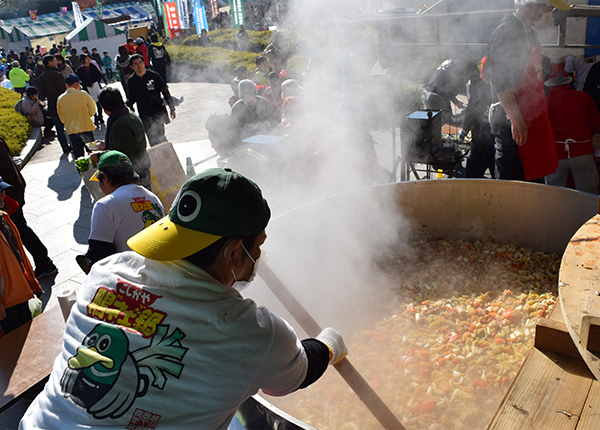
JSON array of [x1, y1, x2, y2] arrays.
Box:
[[89, 184, 165, 252], [20, 253, 308, 430]]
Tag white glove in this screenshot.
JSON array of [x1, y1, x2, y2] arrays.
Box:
[[316, 327, 348, 365]]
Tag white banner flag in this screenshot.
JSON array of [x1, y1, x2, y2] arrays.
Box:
[[72, 2, 84, 27], [176, 0, 190, 29]]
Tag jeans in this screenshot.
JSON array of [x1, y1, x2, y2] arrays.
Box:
[[69, 131, 95, 159], [51, 115, 70, 153]]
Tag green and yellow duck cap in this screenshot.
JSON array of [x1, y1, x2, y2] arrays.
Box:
[[128, 168, 271, 261]]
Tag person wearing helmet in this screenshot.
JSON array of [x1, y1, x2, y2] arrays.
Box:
[[21, 168, 346, 429]]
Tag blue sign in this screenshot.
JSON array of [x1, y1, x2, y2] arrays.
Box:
[[193, 5, 209, 34]]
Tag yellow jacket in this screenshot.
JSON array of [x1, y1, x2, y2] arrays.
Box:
[[57, 87, 96, 135]]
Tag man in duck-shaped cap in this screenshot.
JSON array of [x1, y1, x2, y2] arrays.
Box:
[[20, 168, 347, 429]]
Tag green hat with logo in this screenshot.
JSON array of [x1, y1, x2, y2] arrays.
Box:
[[90, 150, 133, 181], [128, 168, 271, 261]]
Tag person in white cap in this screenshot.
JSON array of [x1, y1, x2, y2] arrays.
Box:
[[544, 59, 600, 193], [20, 168, 347, 430], [486, 0, 571, 181]]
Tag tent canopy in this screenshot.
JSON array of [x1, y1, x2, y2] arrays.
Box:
[[65, 17, 124, 43], [0, 2, 153, 42]]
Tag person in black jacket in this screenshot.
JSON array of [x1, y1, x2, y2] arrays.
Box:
[[98, 87, 151, 187], [126, 54, 176, 147], [148, 33, 171, 83], [76, 53, 104, 127], [68, 48, 81, 71], [36, 55, 70, 154]]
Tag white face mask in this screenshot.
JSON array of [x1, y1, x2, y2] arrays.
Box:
[[226, 242, 260, 292]]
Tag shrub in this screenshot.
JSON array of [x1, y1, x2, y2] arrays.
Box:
[[169, 45, 260, 82], [182, 29, 273, 53], [0, 87, 31, 156]]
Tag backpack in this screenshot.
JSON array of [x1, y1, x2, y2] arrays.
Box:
[[14, 98, 25, 115]]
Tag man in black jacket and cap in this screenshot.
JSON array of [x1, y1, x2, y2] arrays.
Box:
[[36, 54, 70, 154], [126, 54, 176, 147]]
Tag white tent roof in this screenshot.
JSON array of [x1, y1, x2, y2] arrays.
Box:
[[65, 17, 124, 43], [0, 2, 153, 42]]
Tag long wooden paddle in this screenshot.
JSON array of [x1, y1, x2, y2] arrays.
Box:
[[257, 263, 407, 430]]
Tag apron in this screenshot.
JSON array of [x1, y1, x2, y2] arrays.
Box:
[[514, 44, 559, 180]]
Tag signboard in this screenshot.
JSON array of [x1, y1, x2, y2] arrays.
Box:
[[176, 0, 190, 29], [72, 2, 85, 27], [192, 5, 208, 34], [231, 0, 245, 30], [96, 0, 103, 19], [209, 0, 219, 19], [163, 1, 182, 39]]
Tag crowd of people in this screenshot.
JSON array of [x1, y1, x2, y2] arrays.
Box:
[[1, 32, 176, 153], [207, 31, 377, 201], [0, 32, 178, 336]]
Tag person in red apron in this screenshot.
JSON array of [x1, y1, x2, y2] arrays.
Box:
[[486, 0, 570, 181], [545, 59, 600, 193]]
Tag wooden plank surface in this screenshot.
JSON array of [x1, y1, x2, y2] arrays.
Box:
[[0, 306, 65, 411], [488, 302, 596, 429], [534, 318, 582, 359], [577, 378, 600, 429], [147, 141, 187, 211], [559, 214, 600, 381]]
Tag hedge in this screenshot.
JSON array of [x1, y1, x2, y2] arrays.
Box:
[[169, 45, 260, 82], [181, 29, 273, 52], [0, 87, 32, 156]]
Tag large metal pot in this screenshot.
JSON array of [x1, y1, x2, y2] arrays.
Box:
[[238, 180, 599, 429]]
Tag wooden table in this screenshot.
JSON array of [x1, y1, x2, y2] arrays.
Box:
[[0, 306, 65, 412]]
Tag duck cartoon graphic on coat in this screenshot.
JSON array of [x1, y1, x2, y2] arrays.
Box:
[[60, 323, 188, 420]]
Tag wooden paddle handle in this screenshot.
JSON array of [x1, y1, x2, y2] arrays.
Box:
[[257, 263, 406, 430]]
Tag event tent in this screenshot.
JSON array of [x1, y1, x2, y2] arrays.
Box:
[[65, 17, 126, 61], [0, 2, 154, 51]]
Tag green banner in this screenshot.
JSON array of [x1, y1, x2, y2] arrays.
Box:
[[231, 0, 245, 30], [97, 0, 103, 19]]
